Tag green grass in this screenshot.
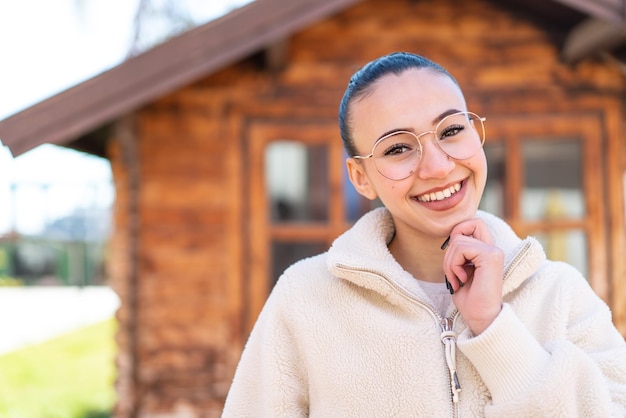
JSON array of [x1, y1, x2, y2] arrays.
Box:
[[0, 318, 117, 418]]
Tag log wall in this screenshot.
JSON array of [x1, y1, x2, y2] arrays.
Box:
[[107, 0, 626, 415]]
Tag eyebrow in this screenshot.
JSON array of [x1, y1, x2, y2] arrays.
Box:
[[374, 108, 463, 142], [433, 108, 463, 125]]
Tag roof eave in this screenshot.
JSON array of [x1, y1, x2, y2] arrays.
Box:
[[562, 17, 626, 63], [0, 0, 362, 157], [553, 0, 626, 25]]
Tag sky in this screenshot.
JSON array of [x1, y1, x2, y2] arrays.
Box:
[[0, 0, 251, 235]]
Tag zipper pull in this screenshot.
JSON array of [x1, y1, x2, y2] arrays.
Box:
[[440, 317, 461, 403]]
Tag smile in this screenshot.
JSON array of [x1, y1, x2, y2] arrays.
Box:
[[416, 182, 462, 202]]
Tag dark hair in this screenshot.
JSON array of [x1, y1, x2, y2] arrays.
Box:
[[339, 52, 459, 156]]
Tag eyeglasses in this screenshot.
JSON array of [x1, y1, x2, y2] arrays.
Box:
[[352, 111, 486, 181]]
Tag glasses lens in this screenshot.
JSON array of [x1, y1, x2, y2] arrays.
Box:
[[436, 112, 485, 160], [372, 131, 421, 180]]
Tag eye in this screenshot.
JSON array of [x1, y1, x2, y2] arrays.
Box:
[[375, 132, 419, 158], [439, 124, 465, 140], [383, 143, 413, 156]]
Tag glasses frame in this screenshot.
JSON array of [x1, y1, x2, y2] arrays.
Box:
[[352, 111, 486, 181]]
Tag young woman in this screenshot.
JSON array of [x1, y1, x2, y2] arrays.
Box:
[[222, 52, 626, 417]]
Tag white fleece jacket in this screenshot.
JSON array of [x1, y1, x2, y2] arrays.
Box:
[[222, 208, 626, 417]]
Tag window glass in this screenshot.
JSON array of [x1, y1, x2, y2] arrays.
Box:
[[533, 229, 588, 278], [521, 140, 584, 221], [265, 141, 328, 223], [480, 142, 505, 217]]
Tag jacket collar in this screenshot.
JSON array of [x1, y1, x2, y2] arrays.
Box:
[[327, 208, 546, 300], [476, 210, 547, 295]]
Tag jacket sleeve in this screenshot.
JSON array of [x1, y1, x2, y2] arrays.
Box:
[[222, 277, 309, 418], [457, 267, 626, 417]]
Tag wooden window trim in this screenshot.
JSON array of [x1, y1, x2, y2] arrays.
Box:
[[487, 113, 608, 299], [245, 119, 344, 332]]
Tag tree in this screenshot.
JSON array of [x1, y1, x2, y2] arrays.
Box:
[[127, 0, 195, 57], [75, 0, 250, 57]]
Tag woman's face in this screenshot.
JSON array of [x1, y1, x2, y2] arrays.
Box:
[[346, 68, 487, 239]]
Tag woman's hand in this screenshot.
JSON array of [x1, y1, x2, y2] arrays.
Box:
[[442, 218, 504, 335]]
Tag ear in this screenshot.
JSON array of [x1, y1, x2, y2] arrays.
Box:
[[346, 158, 378, 200]]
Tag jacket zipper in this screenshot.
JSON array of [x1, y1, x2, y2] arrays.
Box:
[[335, 264, 460, 417], [334, 239, 533, 418], [502, 241, 532, 281], [441, 316, 461, 418]]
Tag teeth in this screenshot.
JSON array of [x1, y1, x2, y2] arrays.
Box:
[[417, 182, 461, 202]]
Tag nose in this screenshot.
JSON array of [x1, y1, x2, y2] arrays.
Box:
[[416, 133, 455, 179]]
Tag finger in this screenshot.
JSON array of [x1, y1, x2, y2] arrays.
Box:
[[442, 253, 471, 287], [451, 264, 470, 284], [445, 274, 472, 295], [449, 218, 493, 245], [442, 237, 488, 288], [448, 262, 473, 290], [443, 235, 484, 265], [445, 241, 495, 276]]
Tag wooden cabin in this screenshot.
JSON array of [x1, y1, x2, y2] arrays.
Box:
[[1, 0, 625, 415]]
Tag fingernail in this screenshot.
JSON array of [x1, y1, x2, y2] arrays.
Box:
[[441, 236, 451, 250], [445, 275, 454, 295]]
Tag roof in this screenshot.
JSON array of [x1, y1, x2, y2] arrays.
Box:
[[556, 0, 626, 24], [0, 0, 624, 157]]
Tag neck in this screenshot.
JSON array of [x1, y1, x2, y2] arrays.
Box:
[[388, 230, 447, 283]]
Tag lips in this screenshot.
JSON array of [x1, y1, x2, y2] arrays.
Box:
[[416, 182, 462, 202]]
